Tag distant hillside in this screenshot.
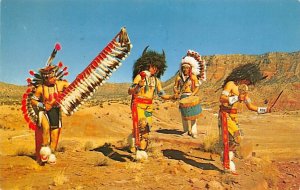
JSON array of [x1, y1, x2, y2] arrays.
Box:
[[1, 51, 299, 110], [163, 51, 300, 91], [0, 82, 131, 105], [0, 82, 27, 105], [163, 51, 300, 111]]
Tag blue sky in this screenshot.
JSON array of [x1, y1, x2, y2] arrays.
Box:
[[1, 0, 300, 85]]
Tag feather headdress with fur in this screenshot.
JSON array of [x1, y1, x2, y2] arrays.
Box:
[[132, 46, 167, 80]]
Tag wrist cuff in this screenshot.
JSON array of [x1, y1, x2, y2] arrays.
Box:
[[221, 90, 230, 96], [257, 107, 267, 114], [37, 102, 44, 109]]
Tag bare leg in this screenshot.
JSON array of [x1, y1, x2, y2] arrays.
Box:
[[40, 113, 50, 146], [50, 128, 61, 152]]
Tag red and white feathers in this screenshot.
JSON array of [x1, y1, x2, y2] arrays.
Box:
[[56, 27, 132, 116]]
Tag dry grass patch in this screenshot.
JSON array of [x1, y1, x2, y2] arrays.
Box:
[[56, 144, 66, 153], [84, 141, 94, 151], [52, 173, 69, 186], [94, 157, 109, 167], [147, 141, 163, 158], [15, 147, 32, 156], [202, 133, 221, 154]]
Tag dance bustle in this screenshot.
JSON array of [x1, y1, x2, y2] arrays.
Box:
[[56, 27, 132, 115], [21, 27, 132, 130]]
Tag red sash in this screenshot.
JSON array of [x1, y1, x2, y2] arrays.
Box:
[[220, 110, 230, 170], [131, 97, 152, 147]]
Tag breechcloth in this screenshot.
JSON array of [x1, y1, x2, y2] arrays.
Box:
[[131, 97, 153, 147], [46, 107, 61, 129], [219, 106, 240, 170]]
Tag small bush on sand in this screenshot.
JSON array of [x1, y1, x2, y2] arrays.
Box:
[[202, 133, 221, 154], [84, 141, 94, 151], [94, 158, 109, 167], [15, 147, 31, 156], [147, 141, 163, 158], [52, 173, 69, 186], [56, 144, 66, 153]]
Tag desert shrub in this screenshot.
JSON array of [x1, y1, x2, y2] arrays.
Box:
[[15, 147, 31, 156], [202, 133, 221, 154], [147, 141, 163, 158], [56, 145, 66, 152], [84, 141, 94, 151], [52, 173, 69, 186], [94, 158, 109, 167], [221, 174, 237, 185]]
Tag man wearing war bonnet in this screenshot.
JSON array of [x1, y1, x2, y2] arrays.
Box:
[[128, 46, 174, 157], [173, 50, 207, 138], [219, 63, 271, 174]]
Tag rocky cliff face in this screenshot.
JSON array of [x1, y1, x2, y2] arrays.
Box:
[[204, 51, 300, 85]]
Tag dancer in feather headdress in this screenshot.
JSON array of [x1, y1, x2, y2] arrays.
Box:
[[219, 63, 271, 174], [24, 43, 69, 165], [21, 28, 132, 165], [173, 50, 206, 138], [128, 46, 174, 159]]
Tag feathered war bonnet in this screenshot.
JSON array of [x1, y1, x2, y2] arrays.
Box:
[[222, 63, 265, 88], [132, 46, 167, 80], [181, 50, 207, 83], [26, 43, 69, 87]]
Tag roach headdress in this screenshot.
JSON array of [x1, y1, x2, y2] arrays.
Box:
[[222, 63, 265, 87], [132, 46, 167, 80]]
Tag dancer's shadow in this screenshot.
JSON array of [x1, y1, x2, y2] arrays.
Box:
[[17, 153, 36, 161], [156, 129, 184, 135], [93, 143, 134, 162], [162, 149, 222, 172], [27, 154, 36, 161]]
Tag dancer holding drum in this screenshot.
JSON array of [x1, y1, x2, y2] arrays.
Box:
[[219, 63, 271, 174], [173, 50, 206, 138]]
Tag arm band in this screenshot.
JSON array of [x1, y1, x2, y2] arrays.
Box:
[[221, 90, 230, 96], [228, 95, 239, 105], [257, 107, 267, 114]]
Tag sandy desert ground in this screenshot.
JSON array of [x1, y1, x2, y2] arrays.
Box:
[[0, 99, 299, 190]]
